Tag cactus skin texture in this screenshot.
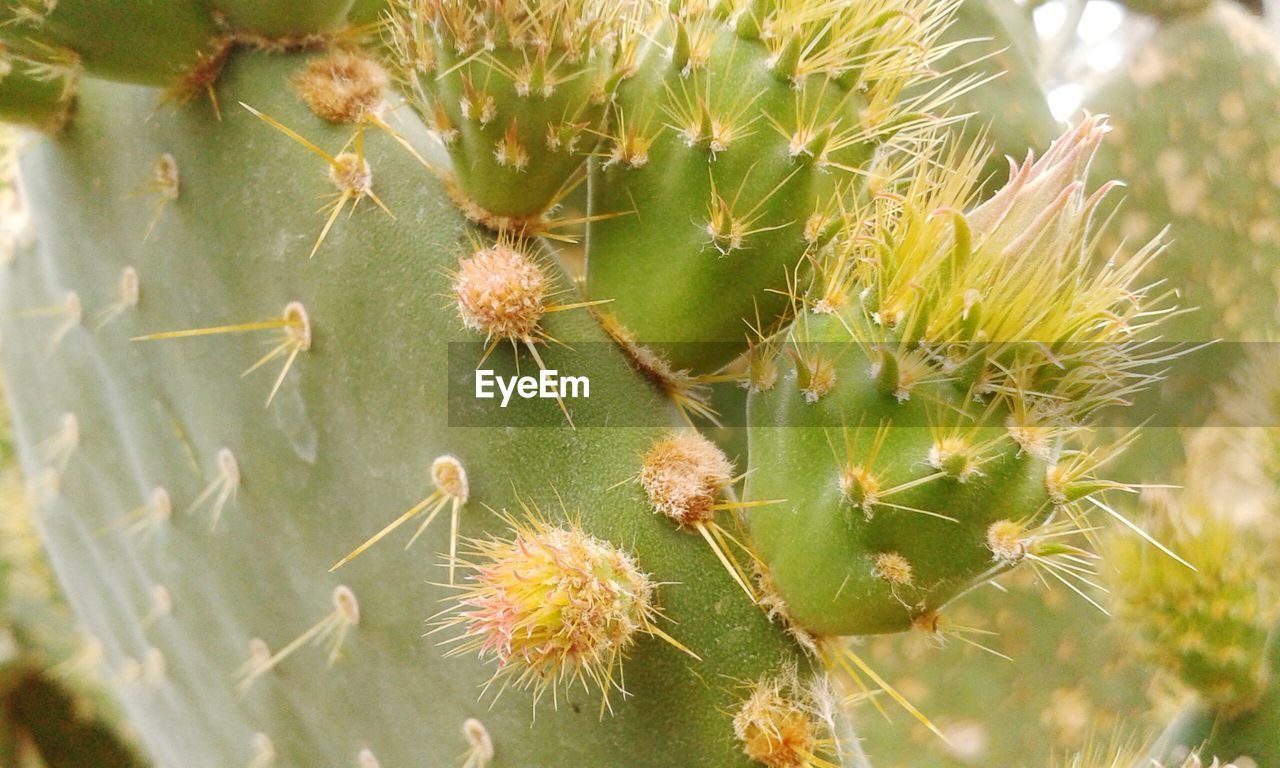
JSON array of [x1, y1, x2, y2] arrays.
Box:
[[0, 46, 852, 768], [0, 384, 142, 768], [389, 0, 638, 224], [0, 0, 221, 88], [215, 0, 363, 38]]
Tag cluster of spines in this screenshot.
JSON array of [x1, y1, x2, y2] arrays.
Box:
[[386, 0, 644, 223], [732, 670, 841, 768], [434, 503, 684, 712], [813, 117, 1169, 420]]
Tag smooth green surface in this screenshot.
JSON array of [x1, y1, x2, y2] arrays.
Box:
[[1, 49, 835, 767], [939, 0, 1057, 192], [214, 0, 357, 37], [0, 52, 74, 132], [0, 364, 142, 768], [346, 0, 390, 25], [1121, 0, 1214, 17]]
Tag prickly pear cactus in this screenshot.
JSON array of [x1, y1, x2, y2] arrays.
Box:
[[1085, 1, 1280, 478], [578, 0, 959, 374], [2, 48, 847, 765], [0, 1, 1210, 766], [1119, 348, 1280, 768], [1092, 0, 1280, 344], [744, 117, 1167, 638]]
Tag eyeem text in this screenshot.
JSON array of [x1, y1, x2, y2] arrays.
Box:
[[474, 369, 590, 407]]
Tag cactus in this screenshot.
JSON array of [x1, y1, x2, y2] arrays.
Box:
[[1090, 0, 1280, 343], [1117, 348, 1280, 768], [1079, 6, 1280, 758], [580, 0, 962, 374], [0, 47, 850, 765], [743, 116, 1169, 638], [0, 135, 142, 768], [1085, 0, 1280, 480], [0, 1, 1246, 767]]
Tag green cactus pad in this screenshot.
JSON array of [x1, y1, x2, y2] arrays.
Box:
[[214, 0, 359, 37], [388, 0, 629, 223], [935, 0, 1057, 192], [744, 313, 1054, 637], [583, 0, 955, 375], [0, 0, 221, 88], [0, 47, 849, 767]]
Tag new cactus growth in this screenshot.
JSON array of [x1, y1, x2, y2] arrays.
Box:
[[0, 1, 1267, 766], [744, 116, 1168, 637]]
